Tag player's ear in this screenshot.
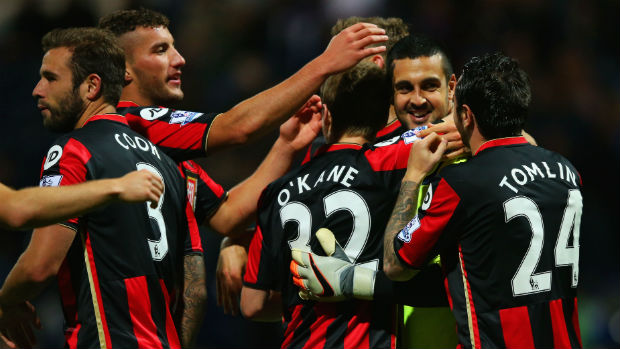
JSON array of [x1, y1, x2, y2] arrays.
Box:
[[322, 104, 332, 141], [460, 104, 474, 128], [84, 73, 102, 101], [124, 61, 133, 84], [447, 74, 457, 109], [370, 54, 385, 69]]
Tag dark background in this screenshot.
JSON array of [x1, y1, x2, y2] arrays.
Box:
[[0, 0, 618, 347]]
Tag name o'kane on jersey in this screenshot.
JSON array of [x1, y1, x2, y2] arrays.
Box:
[[276, 164, 359, 206]]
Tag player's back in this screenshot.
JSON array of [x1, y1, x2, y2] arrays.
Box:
[[252, 142, 410, 349], [43, 114, 190, 348], [435, 139, 582, 348]]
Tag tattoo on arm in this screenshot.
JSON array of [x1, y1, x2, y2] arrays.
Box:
[[178, 254, 207, 348], [384, 180, 421, 274]]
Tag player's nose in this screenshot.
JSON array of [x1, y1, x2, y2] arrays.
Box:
[[170, 47, 186, 68], [409, 89, 427, 107], [32, 79, 45, 99]]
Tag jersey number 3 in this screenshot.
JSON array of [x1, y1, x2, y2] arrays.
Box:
[[504, 189, 582, 296], [137, 163, 168, 261]]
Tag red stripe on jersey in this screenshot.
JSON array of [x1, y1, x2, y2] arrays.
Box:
[[444, 276, 454, 310], [397, 178, 460, 268], [302, 303, 339, 349], [159, 280, 181, 349], [550, 299, 571, 349], [58, 139, 92, 224], [84, 232, 112, 348], [376, 119, 402, 138], [125, 276, 163, 349], [65, 323, 80, 349], [365, 141, 411, 172], [345, 301, 371, 349], [83, 113, 129, 126], [124, 112, 206, 153], [244, 226, 263, 284], [58, 258, 80, 348], [282, 304, 304, 349], [572, 298, 582, 347], [499, 306, 535, 348], [193, 162, 225, 198], [185, 200, 202, 253], [459, 245, 481, 349], [474, 136, 528, 155]]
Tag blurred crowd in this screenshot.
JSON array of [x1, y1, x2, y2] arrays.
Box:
[[0, 0, 618, 347]]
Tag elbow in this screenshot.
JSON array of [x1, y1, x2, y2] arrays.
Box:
[[4, 209, 35, 230], [24, 263, 58, 284], [240, 298, 261, 320]]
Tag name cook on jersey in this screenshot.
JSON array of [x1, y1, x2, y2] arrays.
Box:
[[276, 165, 359, 206], [114, 132, 161, 160], [498, 160, 578, 193]]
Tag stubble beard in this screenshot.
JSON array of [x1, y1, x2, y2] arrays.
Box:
[[42, 88, 84, 133]]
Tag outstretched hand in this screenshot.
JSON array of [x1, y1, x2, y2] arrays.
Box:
[[319, 23, 388, 75], [279, 95, 323, 152]]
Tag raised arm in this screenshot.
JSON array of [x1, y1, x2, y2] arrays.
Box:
[[0, 170, 162, 230], [207, 95, 322, 236], [383, 133, 446, 281], [206, 23, 387, 153]]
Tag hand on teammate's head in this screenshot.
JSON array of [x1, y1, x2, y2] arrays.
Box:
[[320, 23, 388, 75]]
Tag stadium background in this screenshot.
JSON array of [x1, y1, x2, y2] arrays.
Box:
[[0, 0, 617, 347]]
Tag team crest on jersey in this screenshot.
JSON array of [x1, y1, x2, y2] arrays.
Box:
[[39, 174, 63, 187], [169, 110, 203, 125], [186, 176, 198, 211], [139, 107, 169, 120], [43, 145, 63, 170], [398, 215, 420, 243], [401, 126, 428, 144], [421, 183, 433, 211]]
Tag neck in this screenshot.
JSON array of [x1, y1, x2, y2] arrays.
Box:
[[467, 128, 487, 155], [120, 86, 153, 106], [75, 101, 116, 129], [386, 105, 397, 124], [333, 135, 371, 146]]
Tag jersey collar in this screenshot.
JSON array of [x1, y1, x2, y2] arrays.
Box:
[[82, 113, 129, 127], [314, 143, 363, 156], [475, 136, 528, 155], [376, 119, 402, 138]]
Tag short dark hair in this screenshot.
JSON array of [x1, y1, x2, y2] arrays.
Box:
[[456, 52, 531, 139], [320, 61, 391, 140], [386, 34, 453, 84], [331, 17, 409, 56], [98, 7, 170, 37], [42, 27, 125, 105]]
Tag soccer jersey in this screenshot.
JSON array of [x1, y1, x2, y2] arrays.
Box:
[[394, 137, 583, 349], [177, 160, 227, 225], [40, 114, 201, 349], [302, 119, 406, 163], [244, 141, 413, 349], [117, 101, 219, 161]]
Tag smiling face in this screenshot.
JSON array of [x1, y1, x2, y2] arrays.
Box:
[[119, 26, 186, 105], [32, 47, 84, 132], [392, 54, 455, 129]]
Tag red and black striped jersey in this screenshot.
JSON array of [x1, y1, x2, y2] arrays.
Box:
[[39, 114, 201, 349], [244, 141, 413, 349], [394, 137, 583, 349], [177, 160, 227, 225], [117, 100, 219, 162], [302, 120, 407, 164]]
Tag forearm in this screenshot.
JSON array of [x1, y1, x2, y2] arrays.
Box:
[[0, 253, 54, 309], [209, 59, 328, 151], [0, 180, 122, 230], [177, 254, 207, 348], [383, 179, 422, 281], [209, 137, 297, 236], [240, 287, 282, 322]]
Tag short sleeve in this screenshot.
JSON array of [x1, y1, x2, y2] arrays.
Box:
[[39, 137, 92, 230], [120, 104, 220, 161], [179, 160, 227, 224]]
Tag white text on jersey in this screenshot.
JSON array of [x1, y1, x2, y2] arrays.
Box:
[[277, 165, 359, 206], [499, 161, 577, 193], [114, 133, 161, 160]]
